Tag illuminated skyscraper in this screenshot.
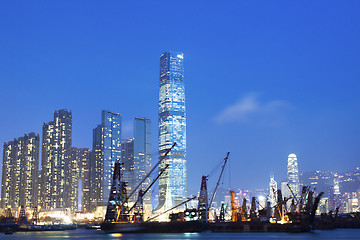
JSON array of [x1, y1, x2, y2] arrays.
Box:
[[287, 153, 300, 196], [69, 147, 91, 212], [287, 153, 300, 197], [40, 109, 72, 210], [91, 111, 121, 208], [269, 172, 277, 208], [1, 133, 39, 208], [158, 51, 186, 210], [121, 137, 135, 201]]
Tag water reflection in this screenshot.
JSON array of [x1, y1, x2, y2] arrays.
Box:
[[2, 229, 360, 240]]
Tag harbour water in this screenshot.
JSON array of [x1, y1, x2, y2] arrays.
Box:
[[3, 229, 360, 240]]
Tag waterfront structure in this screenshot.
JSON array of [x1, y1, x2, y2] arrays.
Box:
[[69, 147, 91, 212], [90, 111, 121, 209], [157, 51, 187, 210], [287, 154, 300, 197], [1, 133, 39, 208], [40, 109, 72, 210]]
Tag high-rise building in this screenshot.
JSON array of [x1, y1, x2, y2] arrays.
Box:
[[157, 51, 186, 210], [90, 111, 121, 208], [69, 147, 91, 212], [1, 133, 40, 209], [133, 117, 151, 213], [40, 109, 72, 210], [269, 172, 277, 208], [287, 154, 300, 197], [121, 117, 152, 215], [121, 138, 135, 201], [90, 124, 102, 211]]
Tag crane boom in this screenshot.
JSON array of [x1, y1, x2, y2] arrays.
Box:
[[209, 152, 230, 209], [116, 142, 176, 222]]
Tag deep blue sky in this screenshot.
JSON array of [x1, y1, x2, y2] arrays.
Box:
[[1, 1, 359, 195]]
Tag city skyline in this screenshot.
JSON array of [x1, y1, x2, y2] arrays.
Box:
[[1, 111, 359, 214], [1, 1, 360, 193]]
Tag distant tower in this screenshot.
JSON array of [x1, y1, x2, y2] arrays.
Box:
[[269, 172, 277, 208], [287, 154, 300, 197], [91, 110, 121, 209], [157, 51, 186, 210]]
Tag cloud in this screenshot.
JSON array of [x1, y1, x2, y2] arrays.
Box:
[[214, 93, 289, 125]]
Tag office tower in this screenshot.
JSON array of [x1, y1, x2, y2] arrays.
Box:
[[287, 154, 300, 197], [90, 125, 102, 211], [133, 117, 151, 214], [121, 118, 152, 215], [1, 133, 39, 209], [40, 109, 72, 210], [91, 111, 121, 208], [69, 147, 91, 212], [158, 51, 186, 210], [269, 172, 277, 208], [121, 138, 135, 201]]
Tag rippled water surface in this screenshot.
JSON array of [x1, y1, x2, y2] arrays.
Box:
[[3, 229, 360, 240]]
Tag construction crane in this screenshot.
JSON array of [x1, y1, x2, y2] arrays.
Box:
[[115, 143, 176, 222], [209, 152, 230, 210]]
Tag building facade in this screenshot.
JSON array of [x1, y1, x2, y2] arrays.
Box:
[[121, 118, 152, 215], [1, 133, 40, 209], [269, 172, 278, 208], [287, 154, 300, 197], [90, 110, 121, 209], [121, 138, 135, 202], [69, 147, 91, 212], [158, 51, 187, 210], [40, 109, 72, 210], [133, 117, 151, 212]]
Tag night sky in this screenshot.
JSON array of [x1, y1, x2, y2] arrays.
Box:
[[1, 1, 359, 195]]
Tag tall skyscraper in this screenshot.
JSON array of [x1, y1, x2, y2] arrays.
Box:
[[269, 172, 277, 208], [121, 138, 135, 201], [91, 110, 121, 208], [133, 117, 151, 214], [69, 147, 91, 212], [287, 153, 300, 197], [90, 124, 103, 210], [1, 133, 39, 209], [40, 109, 72, 210], [158, 51, 187, 210]]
